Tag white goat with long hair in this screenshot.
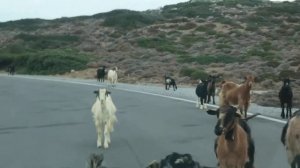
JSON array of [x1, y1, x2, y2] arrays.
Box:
[[91, 88, 117, 148], [107, 67, 118, 87]]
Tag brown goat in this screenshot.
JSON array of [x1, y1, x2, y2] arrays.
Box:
[[281, 110, 300, 168], [219, 75, 255, 118], [214, 106, 249, 168]]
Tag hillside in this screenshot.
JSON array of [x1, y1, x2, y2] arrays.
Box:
[[0, 0, 299, 107]]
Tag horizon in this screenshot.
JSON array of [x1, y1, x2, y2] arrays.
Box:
[[0, 0, 295, 23], [0, 0, 189, 23]]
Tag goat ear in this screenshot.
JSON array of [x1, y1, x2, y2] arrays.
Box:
[[106, 91, 111, 95], [93, 90, 99, 94], [207, 109, 218, 115]]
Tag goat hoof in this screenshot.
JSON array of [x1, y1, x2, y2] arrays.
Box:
[[97, 141, 102, 148]]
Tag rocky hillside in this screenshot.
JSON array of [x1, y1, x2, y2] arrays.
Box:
[[0, 0, 299, 107]]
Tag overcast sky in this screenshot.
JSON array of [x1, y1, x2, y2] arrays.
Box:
[[0, 0, 190, 22]]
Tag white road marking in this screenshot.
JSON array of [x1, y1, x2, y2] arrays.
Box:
[[3, 74, 286, 124]]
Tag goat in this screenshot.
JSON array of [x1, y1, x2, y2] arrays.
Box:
[[146, 152, 215, 168], [196, 79, 209, 110], [107, 67, 118, 87], [207, 75, 221, 105], [279, 78, 293, 119], [207, 105, 259, 168], [96, 66, 106, 82], [91, 88, 117, 148], [86, 153, 105, 168], [219, 75, 255, 118], [165, 75, 177, 91], [7, 64, 15, 75], [281, 110, 300, 168]]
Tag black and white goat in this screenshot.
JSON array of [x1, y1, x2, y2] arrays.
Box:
[[146, 152, 214, 168], [91, 88, 117, 148], [279, 78, 293, 119], [196, 80, 208, 110], [165, 75, 177, 91]]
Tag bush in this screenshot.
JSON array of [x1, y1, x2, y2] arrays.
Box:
[[0, 19, 45, 31], [178, 22, 198, 30], [180, 34, 206, 48], [180, 67, 208, 80], [178, 54, 241, 64], [15, 34, 80, 49], [217, 0, 263, 7], [265, 60, 280, 68], [101, 10, 159, 30], [244, 48, 278, 61], [279, 70, 300, 79], [0, 49, 89, 75], [137, 37, 186, 54], [256, 73, 279, 82], [161, 2, 218, 18]]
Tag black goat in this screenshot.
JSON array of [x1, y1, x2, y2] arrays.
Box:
[[207, 75, 221, 105], [96, 66, 106, 82], [207, 105, 259, 168], [195, 80, 209, 110], [146, 152, 215, 168], [7, 64, 15, 75], [279, 78, 293, 119], [165, 75, 177, 91]]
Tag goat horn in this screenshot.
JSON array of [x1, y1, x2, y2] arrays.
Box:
[[243, 113, 261, 121]]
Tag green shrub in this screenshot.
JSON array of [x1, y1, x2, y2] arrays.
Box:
[[245, 48, 277, 61], [0, 19, 45, 31], [101, 10, 159, 30], [178, 54, 241, 64], [178, 22, 198, 30], [217, 0, 263, 7], [245, 23, 259, 32], [180, 67, 208, 80], [137, 37, 186, 54], [15, 34, 80, 49], [180, 34, 206, 47], [191, 70, 209, 80], [216, 43, 232, 49], [279, 70, 300, 79], [258, 2, 300, 16], [257, 73, 279, 82], [0, 49, 88, 75], [265, 60, 280, 68], [195, 25, 211, 32], [161, 2, 218, 18]]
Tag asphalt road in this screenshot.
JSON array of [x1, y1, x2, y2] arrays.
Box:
[[0, 75, 290, 168]]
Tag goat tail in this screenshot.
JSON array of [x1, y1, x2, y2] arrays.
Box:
[[244, 113, 261, 121]]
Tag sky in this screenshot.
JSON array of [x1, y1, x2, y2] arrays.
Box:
[[0, 0, 189, 22]]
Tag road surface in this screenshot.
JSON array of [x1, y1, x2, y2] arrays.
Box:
[[0, 75, 289, 168]]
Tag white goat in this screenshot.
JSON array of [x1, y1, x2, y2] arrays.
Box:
[[91, 88, 117, 149], [282, 110, 300, 168], [107, 67, 118, 87]]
